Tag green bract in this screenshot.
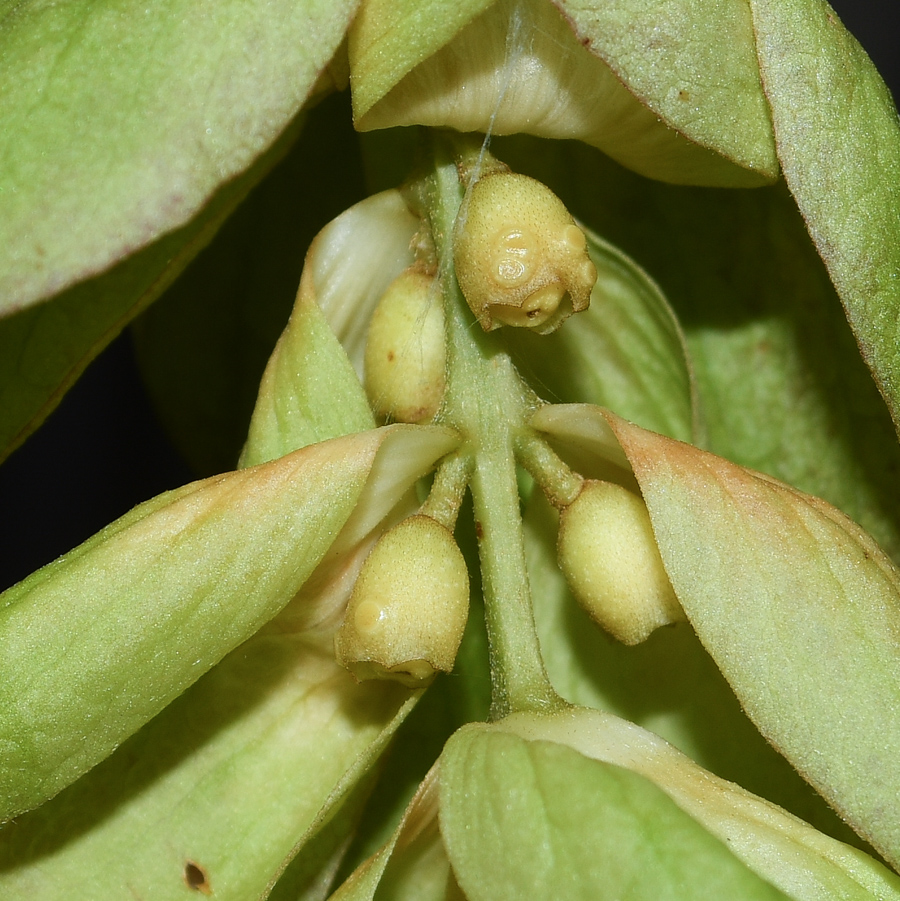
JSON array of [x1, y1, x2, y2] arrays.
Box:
[[748, 0, 900, 429], [0, 424, 458, 819], [351, 0, 777, 186], [609, 412, 900, 868], [334, 710, 900, 900], [1, 0, 899, 898], [0, 0, 357, 313], [0, 640, 416, 899], [0, 0, 359, 462]]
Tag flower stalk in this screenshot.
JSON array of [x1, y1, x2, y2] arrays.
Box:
[[424, 136, 563, 718]]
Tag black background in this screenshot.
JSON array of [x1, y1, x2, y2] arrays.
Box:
[[1, 0, 897, 591]]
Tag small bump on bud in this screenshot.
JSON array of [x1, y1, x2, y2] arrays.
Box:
[[334, 515, 469, 687], [557, 480, 685, 645], [364, 268, 447, 423], [453, 173, 596, 334]]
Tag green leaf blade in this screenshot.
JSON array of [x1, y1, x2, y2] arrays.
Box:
[[610, 415, 900, 869], [0, 111, 306, 466], [354, 0, 771, 187], [349, 0, 494, 122], [0, 0, 358, 313], [132, 93, 369, 476], [239, 288, 375, 468], [508, 228, 698, 444], [499, 708, 900, 901], [501, 139, 900, 564], [0, 425, 456, 819], [0, 435, 372, 818], [0, 634, 414, 901], [523, 486, 864, 847], [440, 726, 789, 901], [749, 0, 900, 430], [557, 0, 778, 180], [238, 189, 423, 469]]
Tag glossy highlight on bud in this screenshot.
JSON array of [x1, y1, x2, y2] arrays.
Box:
[[334, 515, 469, 687], [364, 267, 447, 423], [453, 172, 596, 334], [557, 480, 685, 645]]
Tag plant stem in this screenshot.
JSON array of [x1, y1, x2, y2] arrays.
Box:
[[419, 453, 472, 531], [515, 432, 584, 508], [425, 135, 562, 719]]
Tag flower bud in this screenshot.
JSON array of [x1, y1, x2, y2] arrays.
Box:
[[558, 480, 685, 645], [454, 173, 596, 334], [364, 268, 446, 423], [334, 515, 469, 687]]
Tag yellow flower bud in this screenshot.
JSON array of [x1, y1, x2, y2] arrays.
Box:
[[334, 515, 469, 687], [557, 480, 685, 645], [453, 173, 596, 334], [364, 268, 446, 423]]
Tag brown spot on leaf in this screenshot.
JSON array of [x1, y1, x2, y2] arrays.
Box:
[[387, 350, 395, 362], [475, 520, 483, 540], [678, 89, 690, 101], [184, 861, 212, 894]]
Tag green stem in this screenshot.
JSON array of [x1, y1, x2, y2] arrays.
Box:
[[426, 135, 562, 719], [420, 453, 472, 531], [516, 432, 583, 508]]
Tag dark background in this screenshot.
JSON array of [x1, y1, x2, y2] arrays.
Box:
[[1, 0, 897, 592]]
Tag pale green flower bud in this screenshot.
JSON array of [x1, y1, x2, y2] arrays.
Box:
[[334, 515, 469, 687], [364, 267, 447, 423], [454, 172, 596, 334], [558, 480, 685, 645]]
